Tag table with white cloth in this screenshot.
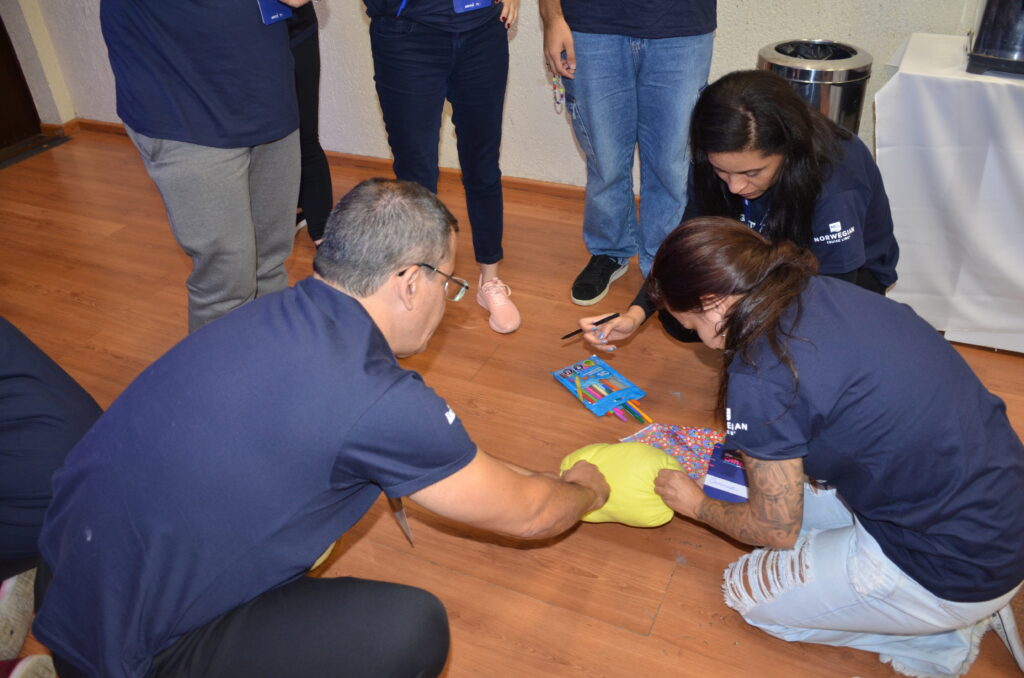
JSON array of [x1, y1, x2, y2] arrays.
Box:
[[875, 32, 1024, 352]]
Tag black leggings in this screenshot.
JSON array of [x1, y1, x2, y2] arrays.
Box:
[[0, 556, 36, 581], [292, 31, 333, 242], [38, 563, 449, 678]]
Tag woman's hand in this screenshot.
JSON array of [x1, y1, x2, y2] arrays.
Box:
[[497, 0, 519, 28], [578, 306, 645, 352], [654, 469, 705, 519]]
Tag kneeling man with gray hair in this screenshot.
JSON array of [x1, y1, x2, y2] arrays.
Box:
[[34, 179, 609, 678]]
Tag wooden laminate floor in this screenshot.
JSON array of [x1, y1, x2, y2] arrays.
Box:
[[2, 130, 1022, 677]]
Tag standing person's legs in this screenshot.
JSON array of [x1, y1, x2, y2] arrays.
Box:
[[722, 486, 1017, 677], [249, 129, 300, 299], [148, 576, 450, 678], [448, 18, 520, 333], [448, 17, 508, 268], [127, 127, 268, 332], [369, 16, 450, 194], [635, 32, 713, 276], [292, 30, 333, 243], [561, 33, 638, 304]]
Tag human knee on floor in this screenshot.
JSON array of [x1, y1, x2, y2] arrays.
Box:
[[384, 586, 451, 674], [723, 532, 813, 618]]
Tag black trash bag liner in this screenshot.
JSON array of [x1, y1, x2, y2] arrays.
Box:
[[775, 41, 857, 61]]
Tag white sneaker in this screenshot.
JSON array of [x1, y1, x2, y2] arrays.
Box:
[[10, 655, 56, 678], [0, 569, 35, 660], [991, 604, 1024, 673]]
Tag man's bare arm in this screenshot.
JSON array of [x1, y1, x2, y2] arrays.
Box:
[[410, 448, 609, 540], [539, 0, 576, 78]]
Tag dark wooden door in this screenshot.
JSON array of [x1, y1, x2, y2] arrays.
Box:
[[0, 15, 41, 149]]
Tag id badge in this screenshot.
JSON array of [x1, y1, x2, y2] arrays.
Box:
[[453, 0, 490, 13], [257, 0, 292, 25]]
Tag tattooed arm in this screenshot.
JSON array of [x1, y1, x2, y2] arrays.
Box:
[[654, 455, 805, 549]]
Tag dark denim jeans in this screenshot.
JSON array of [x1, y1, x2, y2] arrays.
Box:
[[370, 15, 508, 265]]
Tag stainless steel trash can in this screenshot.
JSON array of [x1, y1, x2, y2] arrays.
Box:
[[757, 39, 872, 134]]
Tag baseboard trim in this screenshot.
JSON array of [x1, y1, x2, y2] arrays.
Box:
[[58, 118, 585, 200], [40, 120, 78, 137]]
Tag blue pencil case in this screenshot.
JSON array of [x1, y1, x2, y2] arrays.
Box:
[[552, 355, 646, 417]]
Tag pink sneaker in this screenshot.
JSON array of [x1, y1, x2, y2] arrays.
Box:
[[0, 569, 35, 661], [7, 655, 56, 678], [476, 277, 520, 333]]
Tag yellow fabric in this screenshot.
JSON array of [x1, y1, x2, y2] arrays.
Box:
[[310, 542, 336, 571], [560, 442, 682, 527]]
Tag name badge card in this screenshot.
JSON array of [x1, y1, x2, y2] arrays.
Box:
[[257, 0, 292, 25], [453, 0, 490, 13]]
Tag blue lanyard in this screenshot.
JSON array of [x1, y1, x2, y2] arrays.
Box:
[[397, 0, 407, 15]]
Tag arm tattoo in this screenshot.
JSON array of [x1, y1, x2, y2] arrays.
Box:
[[695, 455, 804, 548]]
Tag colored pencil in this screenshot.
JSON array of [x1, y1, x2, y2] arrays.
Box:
[[588, 383, 634, 422], [585, 384, 627, 421], [620, 401, 646, 424], [599, 378, 651, 424], [627, 399, 653, 424]]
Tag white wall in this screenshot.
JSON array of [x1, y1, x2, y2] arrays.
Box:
[[0, 0, 72, 123], [7, 0, 983, 188], [36, 1, 117, 123]]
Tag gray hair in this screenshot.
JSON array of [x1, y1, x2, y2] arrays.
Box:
[[313, 179, 458, 297]]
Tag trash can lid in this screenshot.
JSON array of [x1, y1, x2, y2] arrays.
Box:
[[757, 39, 872, 83]]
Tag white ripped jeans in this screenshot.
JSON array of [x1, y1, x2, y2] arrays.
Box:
[[722, 485, 1020, 678]]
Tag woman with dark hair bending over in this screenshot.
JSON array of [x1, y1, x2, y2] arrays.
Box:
[[579, 69, 899, 343], [597, 217, 1024, 678]]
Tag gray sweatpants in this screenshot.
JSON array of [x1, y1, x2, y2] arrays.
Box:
[[127, 127, 300, 332]]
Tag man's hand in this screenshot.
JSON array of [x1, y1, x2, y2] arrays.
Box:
[[410, 448, 610, 540], [278, 0, 311, 7], [561, 459, 609, 512], [539, 0, 575, 78]]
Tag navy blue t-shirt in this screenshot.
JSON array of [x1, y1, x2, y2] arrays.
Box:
[[739, 136, 899, 286], [363, 0, 502, 32], [562, 0, 716, 39], [725, 276, 1024, 602], [100, 0, 299, 148], [33, 278, 477, 677], [0, 318, 101, 559]]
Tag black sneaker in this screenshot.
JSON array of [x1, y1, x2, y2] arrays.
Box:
[[571, 255, 628, 306]]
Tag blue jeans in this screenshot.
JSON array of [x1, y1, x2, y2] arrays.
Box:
[[562, 31, 713, 276], [369, 15, 508, 265], [724, 486, 1021, 677]]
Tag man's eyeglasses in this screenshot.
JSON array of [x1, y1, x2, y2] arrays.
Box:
[[403, 262, 470, 302]]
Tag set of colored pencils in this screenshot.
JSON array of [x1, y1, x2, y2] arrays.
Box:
[[573, 375, 652, 424]]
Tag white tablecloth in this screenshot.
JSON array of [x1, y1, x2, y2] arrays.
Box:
[[875, 33, 1024, 352]]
